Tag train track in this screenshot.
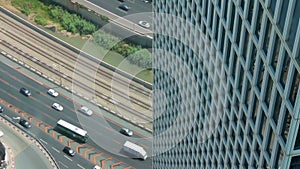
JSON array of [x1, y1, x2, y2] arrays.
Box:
[[0, 16, 152, 121], [0, 14, 152, 110]]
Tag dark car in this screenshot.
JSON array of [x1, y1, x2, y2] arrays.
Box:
[[120, 128, 133, 136], [118, 0, 125, 2], [119, 4, 129, 11], [19, 119, 31, 128], [63, 146, 76, 157], [0, 106, 3, 113], [20, 87, 31, 96]]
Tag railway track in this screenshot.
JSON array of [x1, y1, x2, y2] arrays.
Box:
[[0, 15, 153, 122], [0, 14, 152, 110]]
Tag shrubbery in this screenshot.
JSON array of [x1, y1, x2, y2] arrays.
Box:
[[49, 6, 97, 35], [93, 31, 151, 68], [34, 14, 47, 26]]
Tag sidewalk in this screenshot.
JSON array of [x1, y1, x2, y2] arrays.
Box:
[[0, 115, 57, 169]]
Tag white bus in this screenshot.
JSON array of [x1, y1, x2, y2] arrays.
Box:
[[56, 119, 88, 143]]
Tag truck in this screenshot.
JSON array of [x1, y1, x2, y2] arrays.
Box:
[[123, 141, 147, 160]]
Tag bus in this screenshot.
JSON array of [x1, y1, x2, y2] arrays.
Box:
[[55, 119, 88, 143]]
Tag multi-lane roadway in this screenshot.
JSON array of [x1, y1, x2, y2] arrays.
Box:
[[84, 0, 152, 27], [0, 59, 152, 168]]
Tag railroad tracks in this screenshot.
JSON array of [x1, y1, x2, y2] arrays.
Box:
[[0, 14, 153, 123]]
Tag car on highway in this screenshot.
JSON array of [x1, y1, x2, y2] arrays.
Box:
[[19, 119, 31, 129], [47, 89, 59, 97], [0, 106, 3, 113], [52, 103, 63, 111], [119, 4, 130, 11], [138, 21, 150, 28], [20, 87, 31, 96], [78, 106, 93, 116], [120, 128, 133, 136], [63, 146, 76, 157]]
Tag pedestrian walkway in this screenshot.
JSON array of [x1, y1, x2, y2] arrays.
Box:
[[0, 115, 57, 169]]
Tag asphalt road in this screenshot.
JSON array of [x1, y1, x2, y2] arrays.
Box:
[[87, 0, 153, 26], [0, 60, 152, 168]]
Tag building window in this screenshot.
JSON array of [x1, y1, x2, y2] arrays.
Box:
[[278, 0, 289, 33], [279, 51, 290, 89], [254, 4, 263, 39], [281, 107, 291, 143], [289, 70, 300, 108], [262, 19, 271, 55], [264, 74, 273, 108], [272, 90, 282, 125], [247, 0, 254, 24], [270, 33, 281, 73]]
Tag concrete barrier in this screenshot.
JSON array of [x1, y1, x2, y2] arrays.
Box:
[[0, 6, 152, 90]]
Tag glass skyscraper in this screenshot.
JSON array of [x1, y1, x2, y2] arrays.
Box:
[[153, 0, 300, 168]]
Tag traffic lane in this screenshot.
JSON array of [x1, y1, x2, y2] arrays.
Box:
[[0, 70, 150, 148], [86, 0, 152, 24], [37, 131, 94, 169], [0, 80, 152, 168], [0, 102, 94, 169]]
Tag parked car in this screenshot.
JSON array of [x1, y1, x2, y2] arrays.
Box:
[[20, 87, 31, 96], [52, 103, 63, 111], [19, 119, 31, 129], [119, 4, 129, 11], [120, 128, 133, 136], [118, 0, 125, 2], [0, 106, 3, 113], [63, 146, 76, 157], [78, 106, 93, 116], [47, 89, 59, 97], [0, 130, 3, 137], [138, 21, 150, 28]]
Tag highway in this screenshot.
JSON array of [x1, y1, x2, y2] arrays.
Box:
[[86, 0, 152, 26], [0, 9, 153, 131], [0, 59, 152, 168]]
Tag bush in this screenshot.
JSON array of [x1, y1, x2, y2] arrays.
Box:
[[34, 14, 47, 26], [127, 49, 152, 68]]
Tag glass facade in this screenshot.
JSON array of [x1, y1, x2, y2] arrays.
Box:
[[153, 0, 300, 168]]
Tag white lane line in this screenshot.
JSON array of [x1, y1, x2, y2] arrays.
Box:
[[77, 164, 85, 169], [51, 147, 60, 153], [64, 155, 73, 161], [58, 161, 69, 168], [39, 139, 47, 145]]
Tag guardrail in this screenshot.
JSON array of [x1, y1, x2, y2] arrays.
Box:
[[0, 6, 153, 90]]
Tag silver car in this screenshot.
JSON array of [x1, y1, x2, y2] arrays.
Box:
[[52, 103, 63, 111], [78, 106, 93, 116]]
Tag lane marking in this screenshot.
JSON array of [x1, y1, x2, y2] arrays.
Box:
[[58, 161, 69, 168], [77, 164, 85, 169], [64, 155, 73, 161], [39, 138, 48, 145], [0, 78, 10, 86], [51, 147, 60, 153]]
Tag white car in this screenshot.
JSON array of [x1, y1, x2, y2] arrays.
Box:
[[93, 165, 102, 169], [138, 21, 150, 28], [79, 106, 93, 116], [47, 89, 59, 97], [52, 103, 63, 111]]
